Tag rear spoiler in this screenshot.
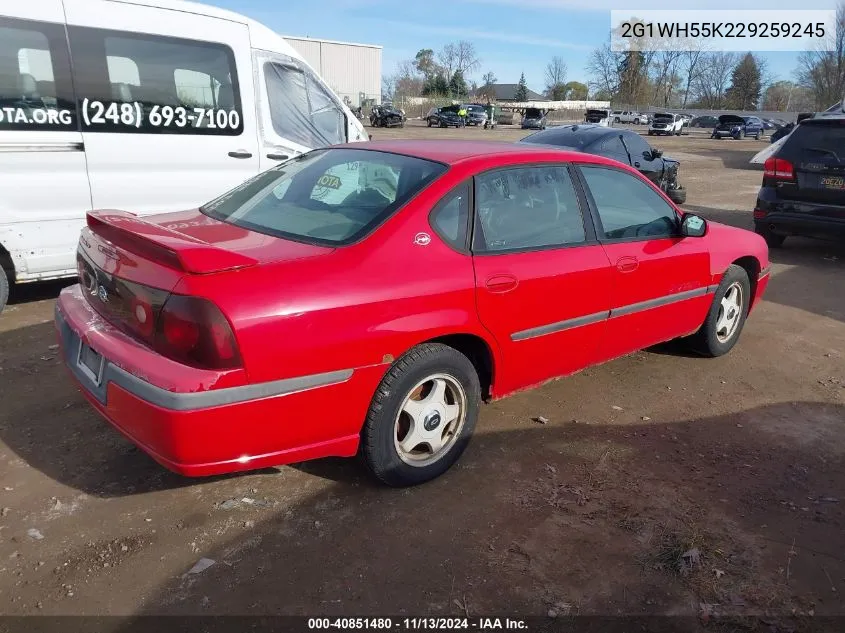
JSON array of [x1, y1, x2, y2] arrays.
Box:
[[86, 211, 259, 274]]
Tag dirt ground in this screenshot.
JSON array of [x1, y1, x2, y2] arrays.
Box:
[[1, 122, 843, 628]]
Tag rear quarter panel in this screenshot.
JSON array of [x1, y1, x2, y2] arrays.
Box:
[[175, 162, 500, 386]]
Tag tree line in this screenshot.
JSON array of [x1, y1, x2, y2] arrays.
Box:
[[587, 4, 843, 112], [382, 44, 588, 102]]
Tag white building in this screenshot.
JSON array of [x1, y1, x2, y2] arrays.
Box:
[[282, 36, 382, 108]]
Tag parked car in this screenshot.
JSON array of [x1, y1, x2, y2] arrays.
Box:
[[753, 114, 845, 247], [370, 104, 405, 128], [711, 115, 765, 140], [521, 107, 547, 130], [0, 0, 367, 314], [426, 107, 464, 128], [464, 104, 488, 127], [56, 141, 770, 486], [649, 112, 684, 136], [585, 108, 613, 126], [613, 111, 647, 124], [520, 124, 687, 204], [691, 115, 719, 128]]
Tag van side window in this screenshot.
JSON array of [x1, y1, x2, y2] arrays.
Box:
[[0, 18, 77, 131], [264, 61, 346, 147], [67, 28, 243, 135]]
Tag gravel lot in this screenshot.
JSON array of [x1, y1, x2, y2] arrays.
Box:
[[1, 122, 843, 625]]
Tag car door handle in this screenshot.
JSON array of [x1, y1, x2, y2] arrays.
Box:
[[485, 274, 518, 293], [616, 256, 639, 273], [227, 150, 253, 159], [266, 153, 289, 161]]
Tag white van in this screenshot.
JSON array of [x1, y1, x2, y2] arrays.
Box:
[[0, 0, 368, 312]]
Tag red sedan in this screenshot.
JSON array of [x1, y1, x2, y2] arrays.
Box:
[[55, 141, 770, 487]]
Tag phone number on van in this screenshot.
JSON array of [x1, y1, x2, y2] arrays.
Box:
[[81, 99, 240, 130]]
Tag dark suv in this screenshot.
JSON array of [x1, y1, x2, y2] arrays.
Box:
[[754, 115, 845, 247]]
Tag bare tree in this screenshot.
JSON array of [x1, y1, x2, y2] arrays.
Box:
[[482, 71, 497, 86], [587, 44, 620, 98], [693, 52, 737, 108], [438, 41, 480, 80], [679, 48, 707, 108], [651, 51, 682, 106], [544, 56, 568, 99], [796, 3, 845, 109]]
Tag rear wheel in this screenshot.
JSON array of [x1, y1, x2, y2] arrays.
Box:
[[689, 265, 750, 357], [0, 266, 8, 315], [755, 222, 786, 248], [361, 343, 481, 487]]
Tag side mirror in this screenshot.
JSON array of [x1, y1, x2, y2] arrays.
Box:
[[680, 213, 707, 237], [651, 148, 663, 159]]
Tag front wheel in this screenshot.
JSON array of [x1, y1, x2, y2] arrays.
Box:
[[666, 186, 687, 205], [689, 265, 750, 357], [361, 343, 481, 487]]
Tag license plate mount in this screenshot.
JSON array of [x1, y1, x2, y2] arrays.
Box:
[[77, 341, 105, 386]]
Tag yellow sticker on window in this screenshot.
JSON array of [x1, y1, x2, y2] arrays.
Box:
[[316, 174, 342, 189]]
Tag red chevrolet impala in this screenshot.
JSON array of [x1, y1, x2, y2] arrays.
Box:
[[55, 141, 770, 486]]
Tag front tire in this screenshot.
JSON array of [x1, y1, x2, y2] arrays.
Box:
[[689, 265, 750, 357], [0, 266, 9, 315], [361, 343, 481, 487], [666, 186, 687, 205]]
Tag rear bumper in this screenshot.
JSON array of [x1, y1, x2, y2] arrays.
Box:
[[55, 286, 384, 476], [755, 191, 845, 240]]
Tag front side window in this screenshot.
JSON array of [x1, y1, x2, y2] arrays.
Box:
[[68, 27, 242, 135], [0, 18, 77, 131], [580, 166, 678, 240], [474, 166, 586, 253], [264, 61, 345, 148], [201, 149, 445, 245]]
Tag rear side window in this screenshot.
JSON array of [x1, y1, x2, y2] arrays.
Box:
[[201, 149, 446, 245], [782, 123, 845, 163], [473, 166, 586, 253], [0, 18, 77, 131], [264, 61, 346, 147], [67, 27, 242, 135], [430, 183, 470, 249]]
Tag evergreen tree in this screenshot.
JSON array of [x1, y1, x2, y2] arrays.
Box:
[[515, 73, 529, 101], [726, 53, 762, 110]]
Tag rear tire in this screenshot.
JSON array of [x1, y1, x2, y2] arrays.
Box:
[[0, 266, 8, 315], [755, 222, 786, 248], [361, 343, 481, 487], [689, 265, 751, 358]]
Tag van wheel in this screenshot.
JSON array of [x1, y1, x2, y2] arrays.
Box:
[[361, 343, 481, 487], [0, 266, 8, 315], [689, 265, 750, 358]]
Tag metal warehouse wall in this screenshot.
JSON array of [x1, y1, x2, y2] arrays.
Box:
[[282, 37, 382, 107]]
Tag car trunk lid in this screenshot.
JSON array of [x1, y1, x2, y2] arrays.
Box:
[[77, 209, 333, 340]]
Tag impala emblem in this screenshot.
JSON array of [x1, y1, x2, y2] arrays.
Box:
[[414, 232, 431, 246]]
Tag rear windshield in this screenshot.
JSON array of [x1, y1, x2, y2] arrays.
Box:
[[521, 126, 605, 150], [201, 149, 446, 245], [782, 123, 845, 163]]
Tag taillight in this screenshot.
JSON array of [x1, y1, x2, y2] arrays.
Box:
[[764, 157, 794, 180], [154, 295, 242, 370]]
